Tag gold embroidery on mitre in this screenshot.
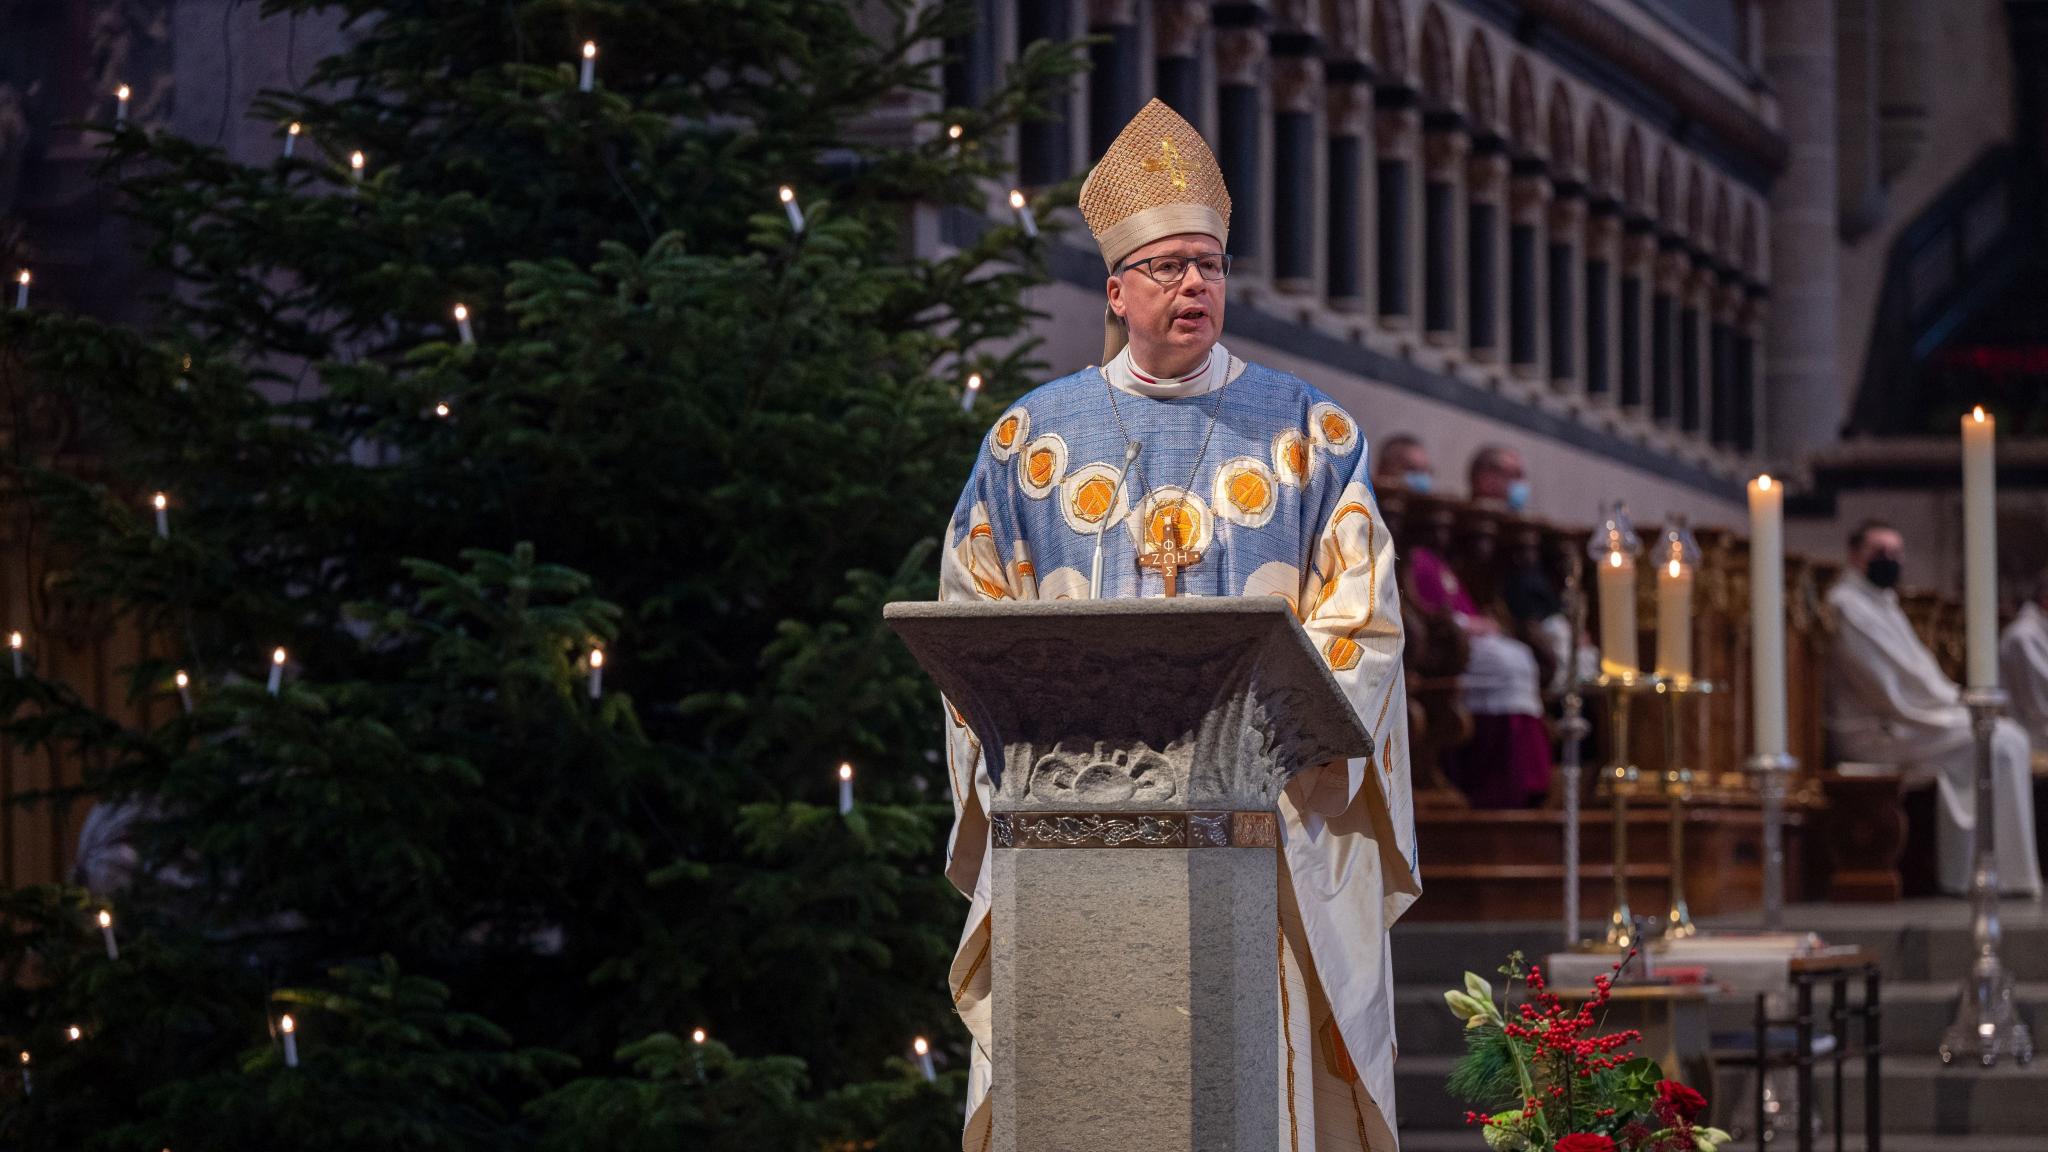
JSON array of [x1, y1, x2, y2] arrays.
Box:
[[1080, 99, 1233, 270]]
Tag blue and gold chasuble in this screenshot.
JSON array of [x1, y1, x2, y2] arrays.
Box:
[[937, 351, 1421, 1152]]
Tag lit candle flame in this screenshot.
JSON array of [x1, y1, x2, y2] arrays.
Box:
[[1756, 474, 1773, 491], [288, 122, 302, 137], [9, 632, 21, 651], [966, 373, 982, 393], [1972, 405, 1987, 423], [153, 492, 168, 511], [1607, 552, 1624, 569], [272, 647, 288, 666], [116, 84, 131, 101], [17, 1051, 26, 1065], [349, 151, 365, 171], [1668, 558, 1682, 578], [434, 402, 451, 418], [1008, 189, 1026, 210], [582, 40, 597, 60], [98, 909, 112, 929], [16, 271, 28, 287], [589, 649, 604, 669], [913, 1036, 929, 1056], [64, 1026, 80, 1042], [279, 1014, 295, 1034], [947, 124, 963, 140], [452, 303, 468, 322], [778, 185, 795, 205], [175, 670, 189, 688], [838, 762, 853, 782], [691, 1027, 707, 1044]]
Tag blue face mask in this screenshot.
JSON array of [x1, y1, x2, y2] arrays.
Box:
[[1402, 471, 1434, 494], [1505, 480, 1531, 512]]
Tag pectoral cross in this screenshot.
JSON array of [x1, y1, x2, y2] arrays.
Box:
[[1138, 510, 1202, 598]]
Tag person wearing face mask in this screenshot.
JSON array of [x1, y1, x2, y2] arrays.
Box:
[[1373, 436, 1553, 807], [1826, 520, 2042, 896], [1467, 444, 1532, 514]]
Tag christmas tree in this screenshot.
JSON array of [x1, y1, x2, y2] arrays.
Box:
[[0, 2, 1080, 1148]]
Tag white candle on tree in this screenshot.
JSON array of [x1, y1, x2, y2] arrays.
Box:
[[18, 1051, 29, 1096], [114, 84, 130, 126], [1008, 189, 1038, 239], [268, 647, 287, 695], [962, 372, 982, 413], [279, 1014, 299, 1068], [9, 631, 22, 677], [778, 185, 805, 234], [14, 270, 29, 311], [913, 1036, 936, 1081], [1963, 406, 1999, 688], [453, 302, 475, 345], [152, 491, 170, 538], [434, 401, 452, 419], [579, 41, 597, 92], [1747, 475, 1787, 755], [348, 150, 365, 196], [284, 121, 301, 158], [175, 670, 193, 714], [837, 762, 854, 814], [97, 909, 118, 959], [588, 648, 604, 699]]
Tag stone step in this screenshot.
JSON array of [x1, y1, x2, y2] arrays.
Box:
[[1391, 981, 2048, 1060], [1396, 1053, 2048, 1136]]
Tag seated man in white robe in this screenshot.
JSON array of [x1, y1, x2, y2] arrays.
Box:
[[1827, 520, 2042, 896], [2000, 568, 2048, 754]]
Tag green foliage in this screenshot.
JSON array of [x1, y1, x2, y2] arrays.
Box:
[[0, 0, 1083, 1147]]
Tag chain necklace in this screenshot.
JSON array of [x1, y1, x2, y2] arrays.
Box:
[[1101, 362, 1226, 543]]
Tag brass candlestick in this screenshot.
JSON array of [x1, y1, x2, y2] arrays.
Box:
[[1590, 671, 1664, 950], [1654, 677, 1714, 940]]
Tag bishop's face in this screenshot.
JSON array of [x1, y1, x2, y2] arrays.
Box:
[[1106, 232, 1227, 376]]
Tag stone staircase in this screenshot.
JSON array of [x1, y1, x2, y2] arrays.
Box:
[[1389, 902, 2048, 1150]]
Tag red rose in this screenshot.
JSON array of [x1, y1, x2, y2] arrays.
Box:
[[1657, 1079, 1709, 1121], [1555, 1136, 1616, 1152]]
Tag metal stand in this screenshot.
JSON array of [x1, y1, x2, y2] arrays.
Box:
[[1745, 751, 1797, 931], [1655, 677, 1714, 940], [1561, 560, 1590, 949], [1591, 673, 1662, 950], [1939, 687, 2033, 1067]]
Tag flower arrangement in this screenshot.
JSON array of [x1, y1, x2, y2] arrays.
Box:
[[1444, 951, 1732, 1152]]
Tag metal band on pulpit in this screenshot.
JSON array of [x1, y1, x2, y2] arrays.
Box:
[[990, 811, 1279, 849]]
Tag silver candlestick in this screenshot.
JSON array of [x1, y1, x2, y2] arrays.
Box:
[[1939, 687, 2033, 1066], [1744, 751, 1797, 931], [1561, 559, 1591, 949]]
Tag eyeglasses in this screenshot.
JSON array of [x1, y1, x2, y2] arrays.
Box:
[[1119, 252, 1232, 286]]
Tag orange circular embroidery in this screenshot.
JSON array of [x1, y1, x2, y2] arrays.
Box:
[[1327, 637, 1362, 671], [1073, 477, 1115, 522], [1228, 469, 1272, 514], [970, 523, 994, 541], [1146, 503, 1201, 548], [1320, 411, 1351, 444], [1287, 438, 1309, 477], [994, 416, 1021, 449], [1027, 448, 1057, 488]]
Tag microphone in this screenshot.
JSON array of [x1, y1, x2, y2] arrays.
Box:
[[1089, 441, 1142, 599]]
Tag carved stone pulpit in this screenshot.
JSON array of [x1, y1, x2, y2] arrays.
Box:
[[885, 598, 1371, 1151]]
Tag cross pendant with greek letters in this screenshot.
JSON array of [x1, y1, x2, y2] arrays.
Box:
[[1137, 515, 1201, 597]]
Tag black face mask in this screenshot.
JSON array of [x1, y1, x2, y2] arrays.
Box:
[[1865, 554, 1903, 590]]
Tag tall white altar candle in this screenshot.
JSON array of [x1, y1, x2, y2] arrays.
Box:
[[1597, 553, 1638, 679], [1748, 475, 1787, 755], [1963, 407, 1998, 688], [1655, 557, 1694, 681]]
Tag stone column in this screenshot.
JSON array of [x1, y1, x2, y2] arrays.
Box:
[[1374, 100, 1419, 328], [1620, 222, 1654, 411], [1155, 1, 1210, 132], [1466, 147, 1507, 361], [1326, 80, 1375, 312], [1548, 190, 1585, 390], [1763, 0, 1841, 460], [1583, 205, 1622, 401], [1216, 27, 1269, 275], [1423, 123, 1467, 343], [1272, 55, 1324, 294], [1018, 0, 1077, 186], [1508, 166, 1549, 376], [1679, 261, 1707, 434], [1088, 0, 1145, 158]]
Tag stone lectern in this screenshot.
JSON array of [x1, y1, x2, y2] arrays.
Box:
[[884, 598, 1371, 1152]]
